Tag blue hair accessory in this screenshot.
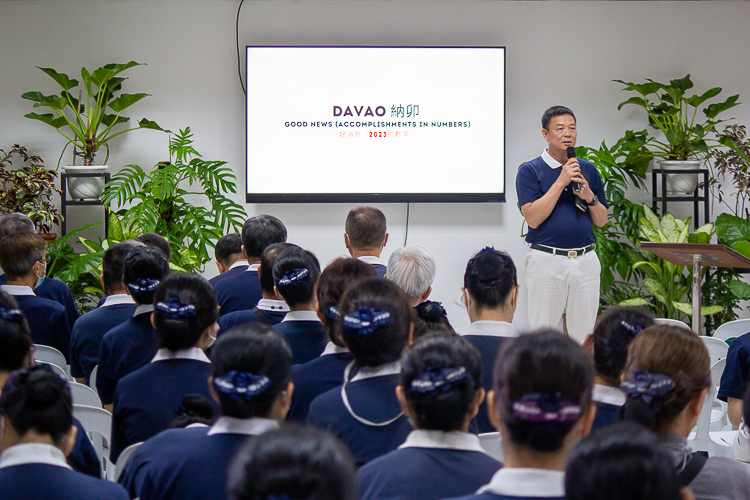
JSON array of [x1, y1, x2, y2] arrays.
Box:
[[620, 370, 676, 404], [410, 366, 471, 395], [213, 371, 271, 401], [0, 307, 24, 321], [155, 298, 196, 319], [511, 392, 582, 423], [342, 307, 392, 335], [278, 268, 310, 287], [127, 278, 160, 293], [620, 320, 645, 337], [325, 305, 340, 320], [414, 301, 446, 322]]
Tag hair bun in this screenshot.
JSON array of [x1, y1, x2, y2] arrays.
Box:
[[25, 369, 64, 409], [176, 394, 217, 420], [472, 249, 504, 283], [414, 301, 447, 322]]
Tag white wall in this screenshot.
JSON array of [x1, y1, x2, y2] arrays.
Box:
[[2, 0, 750, 333]]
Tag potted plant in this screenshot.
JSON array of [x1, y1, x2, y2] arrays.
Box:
[[0, 145, 63, 240], [21, 61, 169, 199], [615, 74, 740, 194]]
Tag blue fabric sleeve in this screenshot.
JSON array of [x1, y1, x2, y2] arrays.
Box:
[[96, 339, 116, 405], [67, 418, 101, 478], [516, 163, 544, 208], [718, 339, 750, 401]]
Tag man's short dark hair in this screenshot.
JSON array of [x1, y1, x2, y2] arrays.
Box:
[[0, 213, 35, 239], [135, 233, 171, 260], [215, 234, 244, 266], [345, 206, 387, 250], [542, 106, 576, 131], [242, 215, 287, 260], [0, 232, 45, 279], [102, 241, 141, 294]]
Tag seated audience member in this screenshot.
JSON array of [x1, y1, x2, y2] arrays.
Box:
[[345, 206, 389, 278], [135, 232, 171, 261], [0, 365, 129, 499], [358, 333, 501, 500], [307, 278, 413, 466], [0, 291, 100, 478], [718, 328, 750, 427], [209, 233, 248, 286], [461, 247, 519, 433], [132, 324, 293, 500], [585, 307, 654, 430], [387, 245, 436, 306], [414, 300, 455, 340], [228, 425, 357, 500], [621, 324, 750, 498], [0, 231, 71, 359], [70, 241, 140, 385], [272, 246, 325, 364], [110, 273, 219, 463], [219, 242, 292, 332], [287, 258, 377, 421], [566, 421, 692, 500], [96, 246, 170, 407], [215, 215, 287, 315], [452, 329, 596, 500], [0, 213, 79, 328]]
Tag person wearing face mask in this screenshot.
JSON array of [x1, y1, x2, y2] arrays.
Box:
[[0, 232, 72, 361]]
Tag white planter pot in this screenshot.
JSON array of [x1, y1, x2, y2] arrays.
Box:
[[658, 160, 701, 195], [63, 165, 109, 200]]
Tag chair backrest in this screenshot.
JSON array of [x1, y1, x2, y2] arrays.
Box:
[[696, 358, 726, 441], [478, 432, 504, 462], [34, 344, 68, 374], [89, 365, 99, 395], [700, 336, 729, 365], [70, 382, 102, 408], [114, 442, 143, 482], [654, 318, 691, 329], [73, 404, 112, 446], [37, 361, 73, 382], [714, 319, 750, 343]]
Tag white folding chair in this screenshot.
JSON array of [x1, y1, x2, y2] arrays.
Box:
[[89, 365, 99, 395], [114, 442, 143, 482], [714, 319, 750, 343], [34, 344, 69, 376], [654, 318, 691, 329], [700, 336, 729, 364], [70, 382, 102, 408], [478, 432, 503, 462], [73, 404, 114, 479], [688, 358, 734, 458], [37, 361, 73, 382]]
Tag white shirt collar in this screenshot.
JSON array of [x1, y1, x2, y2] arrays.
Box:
[[321, 342, 349, 356], [0, 443, 71, 470], [478, 468, 566, 497], [0, 285, 35, 297], [357, 255, 385, 266], [151, 347, 211, 363], [246, 264, 260, 272], [134, 304, 154, 317], [399, 430, 487, 453], [592, 384, 627, 407], [207, 416, 279, 436], [463, 320, 518, 338], [185, 423, 209, 429], [282, 310, 321, 322], [101, 294, 136, 308], [542, 148, 563, 169], [351, 360, 400, 383], [257, 299, 289, 312], [228, 261, 249, 272]]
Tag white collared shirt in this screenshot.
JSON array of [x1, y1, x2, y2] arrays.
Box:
[[245, 264, 260, 273], [227, 261, 249, 272], [0, 443, 71, 470], [477, 468, 566, 497], [542, 148, 563, 169], [0, 285, 35, 297], [357, 255, 385, 266], [351, 360, 400, 383], [207, 416, 279, 436], [282, 310, 321, 323], [321, 342, 349, 356], [463, 320, 518, 339], [399, 429, 487, 454], [592, 384, 626, 407], [101, 294, 136, 308], [257, 299, 289, 312], [134, 304, 154, 317], [151, 347, 211, 363]]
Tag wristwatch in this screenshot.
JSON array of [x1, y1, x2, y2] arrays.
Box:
[[587, 195, 599, 207]]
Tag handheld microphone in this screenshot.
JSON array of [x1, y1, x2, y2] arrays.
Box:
[[567, 146, 588, 213]]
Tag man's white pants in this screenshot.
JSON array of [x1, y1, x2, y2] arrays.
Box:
[[524, 248, 601, 344]]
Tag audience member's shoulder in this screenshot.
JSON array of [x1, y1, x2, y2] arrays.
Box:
[[693, 456, 750, 499], [32, 294, 67, 313]]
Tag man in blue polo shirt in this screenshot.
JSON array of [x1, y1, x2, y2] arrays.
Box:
[[516, 106, 608, 343]]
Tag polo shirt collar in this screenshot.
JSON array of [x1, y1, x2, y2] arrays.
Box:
[[464, 320, 518, 339], [321, 342, 349, 356], [593, 384, 626, 406], [134, 304, 154, 317], [0, 285, 35, 297], [228, 261, 249, 272], [246, 264, 260, 272], [357, 255, 384, 266], [542, 148, 563, 169], [350, 360, 400, 383], [477, 468, 566, 497], [151, 347, 210, 363], [0, 443, 71, 470], [257, 299, 289, 312], [399, 430, 487, 453], [207, 416, 279, 436], [101, 294, 135, 308], [282, 310, 320, 322]]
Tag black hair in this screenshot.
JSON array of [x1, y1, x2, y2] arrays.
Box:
[[260, 242, 297, 295], [153, 274, 219, 352], [593, 307, 654, 386], [0, 213, 34, 239], [463, 248, 517, 310], [242, 215, 288, 260], [215, 233, 244, 266], [272, 246, 321, 308], [542, 106, 576, 131], [401, 334, 482, 431], [122, 246, 170, 304], [168, 394, 218, 429], [336, 278, 412, 368], [135, 232, 171, 260], [345, 206, 387, 250], [0, 365, 73, 446], [0, 291, 32, 372], [413, 301, 455, 340], [566, 422, 682, 500], [101, 241, 140, 294], [210, 324, 292, 418], [228, 425, 356, 500], [494, 329, 594, 452]]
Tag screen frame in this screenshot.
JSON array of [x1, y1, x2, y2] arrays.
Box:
[[245, 45, 506, 204]]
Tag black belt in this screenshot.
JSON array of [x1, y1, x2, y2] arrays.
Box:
[[530, 244, 595, 258]]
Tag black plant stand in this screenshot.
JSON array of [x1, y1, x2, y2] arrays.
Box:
[[651, 168, 710, 230], [60, 172, 110, 236]]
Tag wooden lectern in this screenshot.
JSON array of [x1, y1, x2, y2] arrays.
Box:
[[640, 243, 750, 333]]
